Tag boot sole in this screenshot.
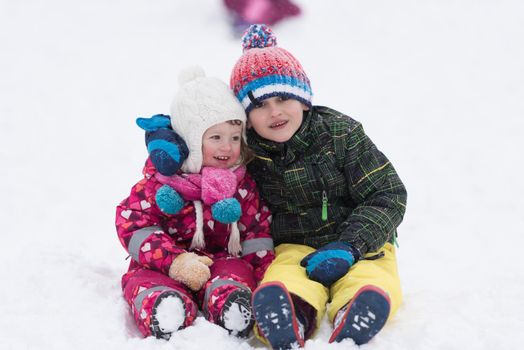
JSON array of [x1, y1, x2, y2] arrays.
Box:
[[219, 288, 254, 338], [150, 291, 185, 340], [252, 281, 305, 350], [329, 285, 390, 345]]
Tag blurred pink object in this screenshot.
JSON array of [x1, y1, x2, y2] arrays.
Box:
[[224, 0, 301, 33]]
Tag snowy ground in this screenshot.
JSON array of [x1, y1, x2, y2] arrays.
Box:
[[1, 1, 524, 349]]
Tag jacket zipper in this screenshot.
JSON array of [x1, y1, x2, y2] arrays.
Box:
[[312, 162, 328, 221], [321, 191, 328, 221]]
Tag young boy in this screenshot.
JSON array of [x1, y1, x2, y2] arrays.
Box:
[[229, 24, 407, 348]]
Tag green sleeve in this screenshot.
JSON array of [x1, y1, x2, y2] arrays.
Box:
[[337, 121, 407, 255]]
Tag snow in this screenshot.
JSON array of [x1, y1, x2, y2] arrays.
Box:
[[222, 301, 250, 333], [154, 295, 185, 335], [1, 0, 523, 349]]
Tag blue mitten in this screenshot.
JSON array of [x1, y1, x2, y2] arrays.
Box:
[[300, 242, 360, 287], [136, 114, 172, 131], [136, 114, 189, 176]]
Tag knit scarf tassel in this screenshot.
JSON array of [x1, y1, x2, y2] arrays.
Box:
[[189, 200, 205, 251], [189, 201, 242, 256], [228, 221, 242, 257]]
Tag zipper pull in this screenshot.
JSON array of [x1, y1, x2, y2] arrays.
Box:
[[322, 190, 328, 221]]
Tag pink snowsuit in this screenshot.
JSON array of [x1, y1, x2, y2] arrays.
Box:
[[116, 158, 274, 337]]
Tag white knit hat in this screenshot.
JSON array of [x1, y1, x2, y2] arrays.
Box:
[[170, 66, 247, 174]]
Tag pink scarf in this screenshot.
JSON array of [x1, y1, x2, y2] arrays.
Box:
[[155, 166, 246, 204], [154, 166, 247, 256]]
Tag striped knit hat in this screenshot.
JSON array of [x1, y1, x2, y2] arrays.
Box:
[[230, 24, 312, 113]]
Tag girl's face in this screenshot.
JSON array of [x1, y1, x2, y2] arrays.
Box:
[[247, 96, 309, 143], [202, 121, 243, 169]]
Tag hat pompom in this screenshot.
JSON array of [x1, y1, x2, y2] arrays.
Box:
[[156, 185, 184, 215], [211, 198, 241, 224], [178, 66, 205, 86], [241, 24, 277, 52]]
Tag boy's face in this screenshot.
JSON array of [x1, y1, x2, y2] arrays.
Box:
[[247, 96, 309, 143], [201, 121, 243, 169]]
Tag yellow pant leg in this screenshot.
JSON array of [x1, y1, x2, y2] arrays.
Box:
[[255, 244, 330, 341], [329, 243, 402, 323]]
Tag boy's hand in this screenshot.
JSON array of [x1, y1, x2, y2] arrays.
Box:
[[168, 252, 213, 291], [300, 242, 360, 287]]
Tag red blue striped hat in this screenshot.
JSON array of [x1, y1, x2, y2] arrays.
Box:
[[230, 24, 312, 113]]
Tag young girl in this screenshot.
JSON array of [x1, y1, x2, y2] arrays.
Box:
[[228, 25, 408, 348], [116, 66, 274, 340]]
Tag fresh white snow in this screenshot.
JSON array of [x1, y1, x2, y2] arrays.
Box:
[[222, 301, 251, 333], [154, 295, 185, 334], [1, 0, 524, 349]]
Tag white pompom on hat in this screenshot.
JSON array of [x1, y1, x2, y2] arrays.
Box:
[[170, 66, 247, 174]]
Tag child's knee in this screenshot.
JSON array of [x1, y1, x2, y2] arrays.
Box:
[[209, 257, 257, 290]]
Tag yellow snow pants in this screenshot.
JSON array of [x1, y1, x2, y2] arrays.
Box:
[[255, 242, 402, 341]]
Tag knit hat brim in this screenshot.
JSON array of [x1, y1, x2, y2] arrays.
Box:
[[238, 79, 312, 113]]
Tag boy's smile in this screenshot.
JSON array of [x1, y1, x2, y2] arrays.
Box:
[[248, 96, 309, 143], [269, 120, 288, 129]]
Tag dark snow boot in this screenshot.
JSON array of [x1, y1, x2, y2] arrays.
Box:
[[329, 285, 391, 345], [150, 291, 186, 340], [218, 288, 255, 338], [252, 282, 305, 350]]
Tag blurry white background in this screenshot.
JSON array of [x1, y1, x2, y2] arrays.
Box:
[[1, 1, 523, 349]]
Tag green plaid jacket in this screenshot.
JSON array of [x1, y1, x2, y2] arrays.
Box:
[[247, 106, 407, 255]]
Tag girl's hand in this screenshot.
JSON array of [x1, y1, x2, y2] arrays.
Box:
[[168, 252, 213, 291], [136, 114, 189, 176]]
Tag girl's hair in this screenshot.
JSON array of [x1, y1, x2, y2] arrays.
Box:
[[227, 119, 254, 165]]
